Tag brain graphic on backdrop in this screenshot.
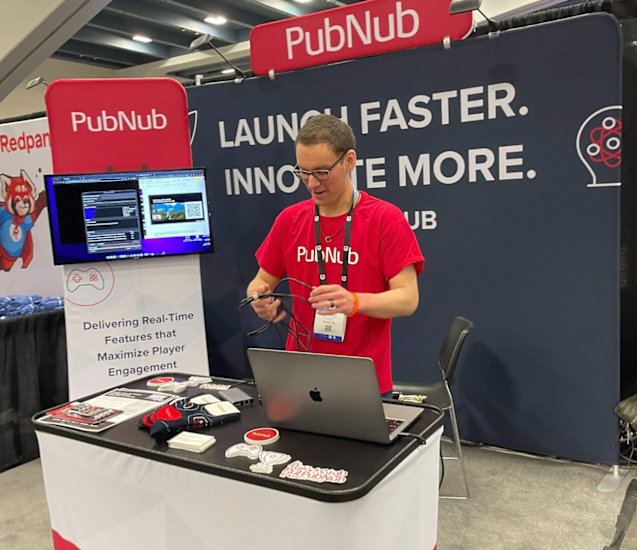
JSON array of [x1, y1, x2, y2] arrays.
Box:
[[576, 106, 623, 187]]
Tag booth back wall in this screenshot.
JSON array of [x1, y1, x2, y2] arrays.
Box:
[[190, 14, 621, 464]]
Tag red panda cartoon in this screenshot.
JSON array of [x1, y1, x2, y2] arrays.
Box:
[[0, 170, 47, 271]]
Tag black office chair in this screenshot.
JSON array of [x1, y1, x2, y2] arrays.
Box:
[[393, 316, 474, 499]]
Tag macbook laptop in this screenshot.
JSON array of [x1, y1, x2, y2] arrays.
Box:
[[247, 348, 423, 444]]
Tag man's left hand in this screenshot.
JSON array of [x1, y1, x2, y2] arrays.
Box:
[[309, 285, 355, 316]]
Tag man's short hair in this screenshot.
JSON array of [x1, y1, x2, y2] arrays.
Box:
[[296, 114, 356, 155]]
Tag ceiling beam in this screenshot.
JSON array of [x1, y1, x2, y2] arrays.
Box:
[[0, 0, 112, 105], [72, 27, 175, 58], [52, 51, 128, 69], [238, 0, 340, 17], [157, 0, 271, 29], [59, 38, 154, 65], [106, 0, 238, 44], [87, 11, 194, 50], [116, 40, 251, 78]]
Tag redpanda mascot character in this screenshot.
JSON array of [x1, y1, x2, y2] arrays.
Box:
[[0, 170, 47, 271]]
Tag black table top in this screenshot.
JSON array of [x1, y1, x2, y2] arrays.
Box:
[[32, 373, 444, 502]]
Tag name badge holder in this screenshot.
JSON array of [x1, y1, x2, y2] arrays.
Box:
[[313, 189, 356, 343]]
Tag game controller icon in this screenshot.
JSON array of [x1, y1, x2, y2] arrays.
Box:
[[225, 443, 263, 460], [577, 105, 623, 187], [66, 268, 105, 292]]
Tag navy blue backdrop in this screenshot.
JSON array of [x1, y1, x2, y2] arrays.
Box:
[[188, 13, 622, 464]]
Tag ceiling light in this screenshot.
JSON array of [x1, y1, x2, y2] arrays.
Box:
[[221, 68, 235, 74], [293, 0, 313, 3], [205, 16, 227, 25], [132, 35, 152, 43]]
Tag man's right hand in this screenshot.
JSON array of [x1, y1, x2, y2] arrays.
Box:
[[250, 284, 287, 323]]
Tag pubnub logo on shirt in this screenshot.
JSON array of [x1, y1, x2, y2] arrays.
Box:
[[297, 246, 359, 265]]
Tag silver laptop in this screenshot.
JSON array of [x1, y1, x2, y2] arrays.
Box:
[[247, 348, 423, 444]]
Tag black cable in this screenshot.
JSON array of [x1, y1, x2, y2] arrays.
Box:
[[274, 277, 314, 292], [243, 297, 310, 351], [399, 432, 428, 445], [440, 444, 445, 489], [217, 247, 312, 350], [207, 42, 246, 79], [273, 322, 287, 347], [240, 277, 315, 352], [227, 379, 256, 388], [239, 292, 311, 307]]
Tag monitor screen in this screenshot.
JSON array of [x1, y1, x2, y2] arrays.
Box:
[[45, 168, 212, 265]]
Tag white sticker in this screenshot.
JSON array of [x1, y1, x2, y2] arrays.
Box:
[[249, 451, 291, 474], [200, 383, 232, 391], [158, 382, 187, 393], [191, 394, 220, 405], [189, 376, 213, 383], [279, 461, 348, 484], [249, 462, 274, 474], [225, 443, 263, 460], [313, 312, 347, 342], [205, 401, 240, 416]]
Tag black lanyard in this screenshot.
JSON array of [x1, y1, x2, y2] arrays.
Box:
[[313, 200, 355, 290]]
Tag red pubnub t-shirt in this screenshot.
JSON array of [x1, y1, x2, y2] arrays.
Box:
[[256, 191, 424, 394]]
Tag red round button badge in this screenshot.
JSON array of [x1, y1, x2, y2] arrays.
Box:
[[147, 377, 175, 387], [244, 428, 280, 446]]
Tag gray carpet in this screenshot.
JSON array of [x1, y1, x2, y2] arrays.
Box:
[[0, 460, 53, 550], [438, 441, 637, 550], [0, 445, 636, 550]]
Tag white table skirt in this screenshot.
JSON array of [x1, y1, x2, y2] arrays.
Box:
[[37, 427, 442, 550]]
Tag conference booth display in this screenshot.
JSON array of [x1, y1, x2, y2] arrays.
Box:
[[0, 1, 633, 548]]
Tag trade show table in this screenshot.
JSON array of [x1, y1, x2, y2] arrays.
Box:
[[33, 373, 444, 550]]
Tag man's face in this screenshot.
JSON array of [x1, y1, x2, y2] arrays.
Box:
[[296, 143, 353, 207]]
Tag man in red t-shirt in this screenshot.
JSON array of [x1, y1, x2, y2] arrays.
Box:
[[247, 115, 424, 396]]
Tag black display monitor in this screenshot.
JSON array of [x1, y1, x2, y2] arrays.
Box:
[[45, 168, 212, 265]]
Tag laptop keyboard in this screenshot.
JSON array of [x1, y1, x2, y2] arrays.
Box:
[[385, 417, 405, 434]]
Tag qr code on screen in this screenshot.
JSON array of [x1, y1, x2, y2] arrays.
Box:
[[185, 202, 203, 220]]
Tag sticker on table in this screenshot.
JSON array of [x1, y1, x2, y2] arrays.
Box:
[[244, 428, 279, 445], [279, 461, 348, 484], [158, 382, 187, 393], [225, 443, 262, 460], [200, 383, 232, 391], [249, 451, 292, 474], [147, 377, 175, 387]]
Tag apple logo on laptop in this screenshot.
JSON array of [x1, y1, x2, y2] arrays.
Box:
[[309, 388, 323, 402]]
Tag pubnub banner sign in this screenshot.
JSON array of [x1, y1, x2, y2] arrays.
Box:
[[0, 117, 62, 297], [189, 14, 622, 464], [43, 78, 210, 400]]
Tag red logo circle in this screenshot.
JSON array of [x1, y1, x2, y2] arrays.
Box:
[[148, 377, 174, 385], [244, 428, 279, 445]]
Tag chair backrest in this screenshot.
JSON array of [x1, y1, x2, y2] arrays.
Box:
[[438, 316, 474, 385]]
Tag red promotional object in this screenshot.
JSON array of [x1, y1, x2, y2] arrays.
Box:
[[44, 78, 192, 173], [244, 428, 280, 445], [250, 0, 473, 76], [147, 377, 175, 387]]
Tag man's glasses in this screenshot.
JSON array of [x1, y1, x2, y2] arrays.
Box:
[[293, 151, 347, 182]]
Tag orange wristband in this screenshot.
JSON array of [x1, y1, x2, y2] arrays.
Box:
[[348, 292, 359, 317]]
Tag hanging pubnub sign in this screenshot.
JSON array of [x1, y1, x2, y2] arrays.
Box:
[[250, 0, 473, 75]]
